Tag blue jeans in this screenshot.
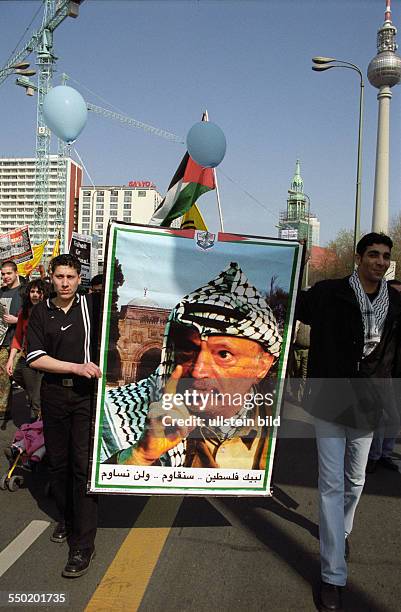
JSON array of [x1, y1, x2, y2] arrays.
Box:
[[314, 417, 373, 586], [369, 435, 396, 460]]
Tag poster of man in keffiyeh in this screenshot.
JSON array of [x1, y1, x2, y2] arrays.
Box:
[[89, 222, 303, 495]]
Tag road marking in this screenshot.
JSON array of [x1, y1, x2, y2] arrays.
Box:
[[85, 496, 182, 612], [0, 520, 50, 578]]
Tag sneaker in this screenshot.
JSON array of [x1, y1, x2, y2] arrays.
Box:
[[62, 549, 95, 578]]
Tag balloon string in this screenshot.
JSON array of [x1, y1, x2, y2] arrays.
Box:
[[73, 147, 95, 189]]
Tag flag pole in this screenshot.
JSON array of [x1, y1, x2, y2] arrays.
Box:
[[204, 110, 225, 233]]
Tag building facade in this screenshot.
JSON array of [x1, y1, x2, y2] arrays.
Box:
[[117, 297, 170, 386], [278, 160, 320, 247], [77, 181, 163, 262], [0, 156, 82, 259]]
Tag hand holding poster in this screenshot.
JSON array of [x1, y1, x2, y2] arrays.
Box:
[[90, 223, 303, 495]]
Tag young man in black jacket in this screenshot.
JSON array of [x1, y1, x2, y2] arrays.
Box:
[[297, 232, 401, 612], [27, 254, 101, 578]]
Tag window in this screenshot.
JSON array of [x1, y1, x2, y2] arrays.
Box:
[[96, 216, 103, 222], [83, 191, 91, 197], [123, 216, 131, 222], [82, 202, 90, 209], [110, 190, 118, 197], [83, 196, 91, 203], [82, 223, 90, 229], [110, 202, 118, 210], [110, 196, 118, 203], [123, 202, 131, 210], [124, 191, 132, 200], [138, 190, 146, 197]]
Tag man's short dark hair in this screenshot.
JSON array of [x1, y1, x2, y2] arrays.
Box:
[[356, 232, 393, 256], [1, 260, 17, 272], [50, 254, 81, 274], [90, 274, 103, 287]]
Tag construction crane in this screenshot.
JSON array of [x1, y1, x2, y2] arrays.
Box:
[[0, 0, 85, 249], [86, 103, 184, 143]]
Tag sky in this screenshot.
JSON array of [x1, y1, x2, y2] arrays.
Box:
[[112, 225, 299, 308], [1, 0, 401, 246]]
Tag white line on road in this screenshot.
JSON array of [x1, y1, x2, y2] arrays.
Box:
[[0, 520, 50, 578]]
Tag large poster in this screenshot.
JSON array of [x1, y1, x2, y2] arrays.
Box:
[[0, 226, 33, 264], [89, 222, 303, 495]]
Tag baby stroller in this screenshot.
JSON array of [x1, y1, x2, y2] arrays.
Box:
[[1, 420, 45, 492]]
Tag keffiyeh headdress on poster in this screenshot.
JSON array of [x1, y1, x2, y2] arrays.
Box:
[[101, 262, 282, 463]]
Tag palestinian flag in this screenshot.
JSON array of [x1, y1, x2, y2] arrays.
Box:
[[149, 152, 215, 227]]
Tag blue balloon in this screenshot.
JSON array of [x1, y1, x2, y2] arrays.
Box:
[[43, 85, 88, 144], [186, 121, 226, 168]]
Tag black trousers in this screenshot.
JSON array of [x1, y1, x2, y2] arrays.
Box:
[[41, 381, 97, 552]]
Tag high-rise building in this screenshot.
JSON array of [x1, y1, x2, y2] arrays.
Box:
[[77, 181, 163, 262], [0, 156, 82, 259], [278, 160, 320, 247]]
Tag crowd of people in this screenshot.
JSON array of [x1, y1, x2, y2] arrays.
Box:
[[0, 233, 399, 612]]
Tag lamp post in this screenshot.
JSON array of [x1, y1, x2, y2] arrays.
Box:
[[312, 56, 364, 266], [288, 189, 311, 286]]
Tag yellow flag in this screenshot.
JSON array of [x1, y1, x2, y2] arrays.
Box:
[[51, 230, 61, 259], [180, 203, 208, 231], [17, 240, 48, 276]]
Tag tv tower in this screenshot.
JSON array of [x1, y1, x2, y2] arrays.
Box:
[[368, 0, 401, 233]]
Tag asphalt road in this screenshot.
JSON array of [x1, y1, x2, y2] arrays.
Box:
[[0, 389, 400, 612]]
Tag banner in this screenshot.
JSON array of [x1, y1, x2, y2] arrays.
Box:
[[89, 222, 303, 496], [17, 241, 47, 277], [0, 226, 33, 264], [69, 232, 92, 287]]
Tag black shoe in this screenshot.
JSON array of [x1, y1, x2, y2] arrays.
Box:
[[50, 521, 70, 543], [366, 458, 377, 474], [344, 538, 350, 561], [319, 581, 343, 611], [378, 456, 399, 471], [62, 549, 95, 578]]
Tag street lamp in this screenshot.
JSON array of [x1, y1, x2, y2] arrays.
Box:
[[288, 189, 311, 286], [312, 56, 364, 266]]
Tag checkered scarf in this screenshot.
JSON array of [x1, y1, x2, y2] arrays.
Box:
[[101, 262, 281, 464], [349, 270, 389, 357]]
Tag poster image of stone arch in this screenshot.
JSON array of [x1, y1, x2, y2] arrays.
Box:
[[90, 222, 303, 496]]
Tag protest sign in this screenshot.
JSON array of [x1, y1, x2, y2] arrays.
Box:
[[0, 298, 12, 345], [89, 222, 303, 496], [0, 226, 33, 264], [69, 232, 92, 287]]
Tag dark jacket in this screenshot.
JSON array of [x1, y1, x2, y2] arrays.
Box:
[[296, 276, 401, 429]]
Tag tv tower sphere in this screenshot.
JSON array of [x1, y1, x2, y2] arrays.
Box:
[[368, 50, 401, 88], [368, 5, 401, 88]]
